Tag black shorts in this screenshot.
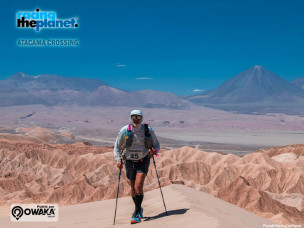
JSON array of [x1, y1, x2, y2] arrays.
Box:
[[124, 155, 150, 180]]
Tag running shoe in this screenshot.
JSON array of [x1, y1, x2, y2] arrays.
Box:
[[138, 207, 143, 219], [131, 216, 141, 224]]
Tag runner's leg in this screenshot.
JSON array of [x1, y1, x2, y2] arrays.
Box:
[[134, 173, 146, 216], [130, 180, 136, 205], [135, 173, 146, 193]]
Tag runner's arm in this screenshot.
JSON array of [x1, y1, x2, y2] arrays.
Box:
[[150, 127, 160, 152], [113, 128, 126, 163]]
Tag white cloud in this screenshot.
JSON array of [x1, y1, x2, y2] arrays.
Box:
[[116, 64, 126, 67], [136, 77, 153, 80], [193, 89, 204, 92]]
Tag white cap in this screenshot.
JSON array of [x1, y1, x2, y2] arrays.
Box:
[[130, 110, 143, 117]]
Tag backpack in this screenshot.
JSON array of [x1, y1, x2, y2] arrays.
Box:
[[125, 123, 153, 149]]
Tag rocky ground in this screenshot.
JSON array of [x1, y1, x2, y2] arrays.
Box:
[[0, 135, 303, 225]]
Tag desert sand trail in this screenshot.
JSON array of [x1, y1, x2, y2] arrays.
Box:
[[0, 184, 273, 228]]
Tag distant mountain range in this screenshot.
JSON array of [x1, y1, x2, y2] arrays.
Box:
[[0, 72, 190, 109], [5, 72, 107, 91], [1, 68, 304, 114], [187, 66, 304, 114]]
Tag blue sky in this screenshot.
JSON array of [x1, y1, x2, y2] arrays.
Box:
[[1, 0, 304, 95]]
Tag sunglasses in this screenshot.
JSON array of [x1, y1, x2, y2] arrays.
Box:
[[131, 115, 142, 120]]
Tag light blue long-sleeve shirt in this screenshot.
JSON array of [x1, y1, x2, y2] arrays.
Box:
[[113, 124, 160, 163]]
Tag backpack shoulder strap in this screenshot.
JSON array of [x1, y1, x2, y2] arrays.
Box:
[[127, 124, 133, 132], [143, 123, 153, 149], [125, 124, 133, 148], [143, 123, 151, 138]]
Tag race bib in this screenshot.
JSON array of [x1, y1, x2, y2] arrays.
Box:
[[127, 149, 144, 160]]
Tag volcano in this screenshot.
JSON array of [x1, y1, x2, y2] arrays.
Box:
[[187, 65, 304, 114], [292, 77, 304, 90]]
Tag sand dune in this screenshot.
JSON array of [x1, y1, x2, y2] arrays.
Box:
[[0, 140, 303, 225], [0, 184, 273, 228]]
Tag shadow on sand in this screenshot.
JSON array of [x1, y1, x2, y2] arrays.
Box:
[[143, 208, 189, 222]]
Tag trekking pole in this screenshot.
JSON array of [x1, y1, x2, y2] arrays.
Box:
[[113, 159, 122, 225], [152, 155, 168, 216]]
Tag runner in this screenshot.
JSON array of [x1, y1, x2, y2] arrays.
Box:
[[114, 110, 160, 224]]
